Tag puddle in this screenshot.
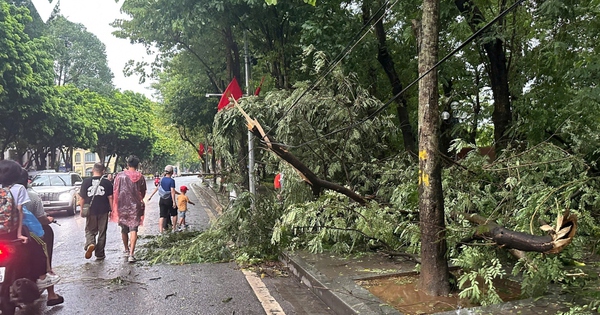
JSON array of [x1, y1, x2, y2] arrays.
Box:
[[357, 273, 521, 314]]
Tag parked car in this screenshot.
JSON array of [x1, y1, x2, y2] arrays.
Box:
[[30, 172, 83, 216]]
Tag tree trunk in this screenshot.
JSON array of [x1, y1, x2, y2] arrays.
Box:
[[362, 1, 417, 155], [223, 25, 241, 84], [238, 130, 249, 190], [418, 0, 450, 296], [455, 0, 512, 152], [462, 212, 577, 254], [49, 148, 57, 170], [97, 147, 107, 166], [36, 148, 47, 170]]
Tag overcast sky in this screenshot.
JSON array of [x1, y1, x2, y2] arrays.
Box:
[[57, 0, 155, 99]]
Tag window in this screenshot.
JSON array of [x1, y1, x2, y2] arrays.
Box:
[[85, 152, 96, 162], [75, 153, 81, 163], [85, 168, 92, 177]]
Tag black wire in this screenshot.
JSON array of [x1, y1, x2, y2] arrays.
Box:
[[271, 0, 526, 149], [264, 0, 393, 137]]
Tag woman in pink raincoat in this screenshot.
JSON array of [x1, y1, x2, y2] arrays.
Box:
[[112, 155, 146, 263]]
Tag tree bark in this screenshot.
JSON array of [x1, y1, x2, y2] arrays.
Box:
[[455, 0, 512, 152], [418, 0, 450, 296], [362, 1, 417, 155]]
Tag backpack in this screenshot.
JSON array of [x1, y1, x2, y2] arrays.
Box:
[[0, 185, 17, 235]]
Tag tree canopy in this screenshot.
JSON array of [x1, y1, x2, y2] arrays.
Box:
[[0, 0, 167, 170], [3, 0, 600, 309]]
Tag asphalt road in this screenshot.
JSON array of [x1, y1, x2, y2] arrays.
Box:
[[13, 176, 333, 315]]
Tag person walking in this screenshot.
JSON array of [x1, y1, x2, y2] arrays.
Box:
[[112, 156, 146, 263], [176, 185, 195, 230], [78, 162, 113, 260], [148, 165, 177, 233]]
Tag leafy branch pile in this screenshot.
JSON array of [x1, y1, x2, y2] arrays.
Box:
[[139, 191, 285, 265], [273, 142, 600, 306]]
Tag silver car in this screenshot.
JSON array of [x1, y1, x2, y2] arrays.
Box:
[[30, 172, 83, 216]]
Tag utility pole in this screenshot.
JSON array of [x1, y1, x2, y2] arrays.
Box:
[[244, 31, 256, 195]]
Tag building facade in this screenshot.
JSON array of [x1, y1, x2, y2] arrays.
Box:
[[72, 149, 118, 177]]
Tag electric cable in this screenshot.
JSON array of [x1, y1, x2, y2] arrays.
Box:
[[264, 0, 396, 137], [270, 0, 526, 149]]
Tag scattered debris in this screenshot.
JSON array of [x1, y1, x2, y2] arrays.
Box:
[[165, 293, 177, 299]]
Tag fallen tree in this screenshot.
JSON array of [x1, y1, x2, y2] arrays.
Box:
[[232, 99, 577, 255]]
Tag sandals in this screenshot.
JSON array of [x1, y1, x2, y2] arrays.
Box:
[[47, 295, 64, 306]]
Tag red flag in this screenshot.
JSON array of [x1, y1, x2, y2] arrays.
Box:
[[217, 78, 243, 111], [198, 143, 204, 160], [274, 173, 282, 189], [254, 76, 265, 96]]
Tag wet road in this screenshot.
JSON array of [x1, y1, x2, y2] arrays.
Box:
[[14, 176, 333, 315]]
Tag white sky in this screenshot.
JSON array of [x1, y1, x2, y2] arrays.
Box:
[[57, 0, 155, 99]]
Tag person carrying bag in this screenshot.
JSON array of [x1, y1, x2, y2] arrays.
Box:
[[78, 163, 113, 260], [81, 175, 104, 218]]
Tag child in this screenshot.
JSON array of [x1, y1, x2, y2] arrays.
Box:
[[176, 185, 195, 230]]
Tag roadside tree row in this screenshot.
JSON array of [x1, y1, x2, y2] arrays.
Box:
[[0, 0, 175, 171]]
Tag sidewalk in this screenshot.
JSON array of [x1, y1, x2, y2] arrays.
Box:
[[192, 183, 594, 315], [281, 251, 587, 315]]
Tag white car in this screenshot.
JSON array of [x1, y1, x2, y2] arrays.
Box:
[[30, 172, 83, 216]]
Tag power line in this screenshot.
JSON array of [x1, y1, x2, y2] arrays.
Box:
[[272, 0, 526, 149], [265, 0, 396, 137]]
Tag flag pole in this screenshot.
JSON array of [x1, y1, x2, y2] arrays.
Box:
[[245, 31, 256, 196]]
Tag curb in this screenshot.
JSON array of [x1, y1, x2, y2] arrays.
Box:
[[190, 181, 223, 216], [280, 251, 401, 315]]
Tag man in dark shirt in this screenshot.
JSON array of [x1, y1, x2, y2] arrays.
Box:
[[78, 162, 113, 260]]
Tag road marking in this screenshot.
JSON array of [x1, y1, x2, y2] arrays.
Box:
[[242, 269, 286, 315]]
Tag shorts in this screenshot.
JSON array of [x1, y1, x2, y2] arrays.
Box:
[[178, 211, 186, 219], [159, 198, 177, 218], [120, 224, 138, 234]]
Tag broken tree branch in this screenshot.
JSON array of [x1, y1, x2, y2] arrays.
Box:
[[461, 211, 577, 254], [233, 99, 367, 204]]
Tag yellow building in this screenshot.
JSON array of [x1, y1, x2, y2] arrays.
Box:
[[72, 149, 118, 177]]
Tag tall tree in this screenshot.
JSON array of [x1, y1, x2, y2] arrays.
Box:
[[93, 90, 156, 162], [454, 0, 512, 151], [47, 16, 114, 95], [0, 1, 55, 158], [417, 0, 450, 296], [361, 0, 417, 155]]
